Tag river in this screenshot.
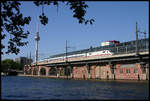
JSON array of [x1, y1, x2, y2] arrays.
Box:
[[1, 76, 149, 100]]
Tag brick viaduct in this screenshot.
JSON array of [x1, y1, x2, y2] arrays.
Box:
[[24, 51, 149, 80]]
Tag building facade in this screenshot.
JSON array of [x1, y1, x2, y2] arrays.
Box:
[[15, 57, 33, 70]]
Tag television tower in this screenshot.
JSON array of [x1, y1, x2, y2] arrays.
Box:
[[35, 21, 40, 65]]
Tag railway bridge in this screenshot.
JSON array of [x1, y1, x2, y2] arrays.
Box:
[[24, 38, 149, 80]]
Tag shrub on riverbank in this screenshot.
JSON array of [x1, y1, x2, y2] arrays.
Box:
[[1, 59, 22, 72]]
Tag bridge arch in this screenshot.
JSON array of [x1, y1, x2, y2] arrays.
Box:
[[33, 68, 38, 75], [49, 68, 57, 76], [64, 67, 71, 76], [40, 68, 46, 75]]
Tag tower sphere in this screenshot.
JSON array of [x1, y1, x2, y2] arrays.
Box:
[[35, 32, 40, 41]]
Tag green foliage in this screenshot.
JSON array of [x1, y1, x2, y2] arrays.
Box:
[[1, 1, 94, 55], [39, 13, 48, 26], [34, 1, 95, 25], [1, 59, 22, 72], [1, 1, 31, 55]]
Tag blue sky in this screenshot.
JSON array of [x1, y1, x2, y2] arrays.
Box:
[[2, 1, 149, 61]]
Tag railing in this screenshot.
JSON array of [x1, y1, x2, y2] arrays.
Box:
[[35, 38, 149, 65], [50, 38, 149, 58]]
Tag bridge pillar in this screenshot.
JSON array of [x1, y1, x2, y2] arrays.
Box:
[[36, 66, 39, 76], [66, 66, 71, 79], [140, 62, 148, 80], [31, 67, 33, 76], [46, 67, 50, 76], [56, 67, 60, 77], [66, 65, 73, 78], [37, 66, 40, 76], [82, 65, 88, 79], [90, 65, 96, 79], [70, 66, 74, 78], [86, 64, 91, 79], [37, 66, 41, 76], [32, 66, 38, 76], [109, 62, 116, 80], [56, 73, 59, 77]]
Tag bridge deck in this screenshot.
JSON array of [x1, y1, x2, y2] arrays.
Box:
[[34, 51, 149, 66]]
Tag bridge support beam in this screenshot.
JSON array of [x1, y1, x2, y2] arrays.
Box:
[[140, 62, 149, 80], [56, 67, 60, 78], [109, 61, 116, 80], [86, 64, 91, 79], [70, 66, 74, 78]]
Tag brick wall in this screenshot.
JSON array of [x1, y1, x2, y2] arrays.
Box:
[[73, 66, 86, 79], [25, 62, 148, 81], [115, 63, 144, 80], [72, 64, 114, 80]]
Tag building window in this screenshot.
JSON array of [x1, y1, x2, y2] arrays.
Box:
[[134, 69, 138, 73], [142, 67, 146, 74], [126, 69, 130, 73], [120, 69, 123, 74]]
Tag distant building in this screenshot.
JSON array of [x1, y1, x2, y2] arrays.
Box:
[[15, 57, 33, 69]]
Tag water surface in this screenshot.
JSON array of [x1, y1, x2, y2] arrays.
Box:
[[1, 76, 149, 100]]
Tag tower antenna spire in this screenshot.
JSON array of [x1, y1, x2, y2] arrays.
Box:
[[35, 17, 40, 65], [36, 16, 39, 33]]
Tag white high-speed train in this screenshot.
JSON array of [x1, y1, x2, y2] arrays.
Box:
[[39, 50, 113, 62]]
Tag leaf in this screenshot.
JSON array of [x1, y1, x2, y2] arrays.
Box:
[[39, 13, 48, 26]]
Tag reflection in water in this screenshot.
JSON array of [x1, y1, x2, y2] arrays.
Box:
[[1, 76, 149, 100]]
